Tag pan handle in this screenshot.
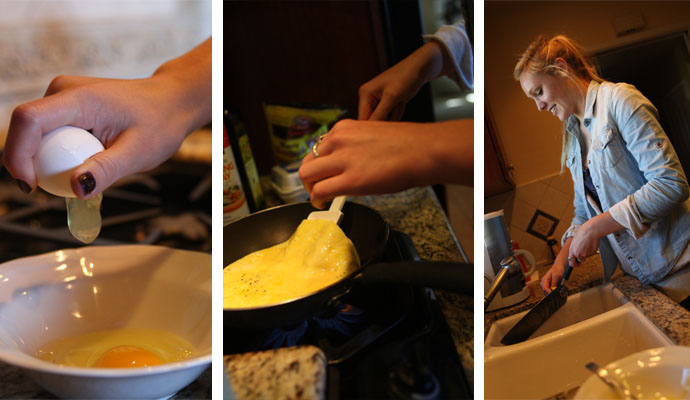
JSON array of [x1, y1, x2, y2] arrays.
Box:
[[359, 261, 473, 294]]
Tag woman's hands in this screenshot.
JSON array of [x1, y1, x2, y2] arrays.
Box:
[[3, 38, 211, 199], [568, 211, 624, 265], [298, 118, 473, 209], [542, 212, 625, 293], [541, 237, 572, 293], [358, 41, 452, 121], [300, 39, 469, 210]]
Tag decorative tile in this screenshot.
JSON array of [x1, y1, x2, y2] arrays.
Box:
[[526, 209, 559, 241]]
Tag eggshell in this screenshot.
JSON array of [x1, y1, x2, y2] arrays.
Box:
[[34, 126, 104, 197]]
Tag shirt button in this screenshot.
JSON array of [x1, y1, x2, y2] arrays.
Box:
[[627, 256, 633, 261], [588, 160, 591, 164]]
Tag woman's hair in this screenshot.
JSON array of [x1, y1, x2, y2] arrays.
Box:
[[514, 35, 603, 172], [513, 34, 602, 82]]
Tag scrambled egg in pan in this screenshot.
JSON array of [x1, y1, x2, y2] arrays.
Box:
[[223, 219, 360, 308]]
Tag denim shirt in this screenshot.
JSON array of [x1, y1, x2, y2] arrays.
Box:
[[563, 80, 690, 284]]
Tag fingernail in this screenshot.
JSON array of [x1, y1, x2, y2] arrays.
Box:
[[78, 172, 96, 195], [17, 180, 31, 194]]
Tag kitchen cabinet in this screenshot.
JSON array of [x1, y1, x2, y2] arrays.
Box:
[[485, 99, 515, 197]]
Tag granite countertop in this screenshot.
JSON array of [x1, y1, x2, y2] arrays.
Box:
[[484, 255, 690, 399], [227, 184, 474, 397], [225, 346, 327, 400]]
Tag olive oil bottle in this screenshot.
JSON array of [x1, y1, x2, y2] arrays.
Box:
[[224, 108, 265, 213]]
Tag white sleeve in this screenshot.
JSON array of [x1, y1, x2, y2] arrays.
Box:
[[423, 22, 473, 91]]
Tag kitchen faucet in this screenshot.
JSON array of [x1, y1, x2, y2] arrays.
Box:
[[484, 256, 525, 310]]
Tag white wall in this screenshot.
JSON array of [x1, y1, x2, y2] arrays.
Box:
[[0, 0, 211, 147]]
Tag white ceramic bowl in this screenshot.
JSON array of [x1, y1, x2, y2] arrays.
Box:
[[575, 345, 690, 399], [0, 245, 211, 399]]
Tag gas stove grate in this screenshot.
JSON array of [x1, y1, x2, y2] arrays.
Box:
[[0, 160, 211, 261]]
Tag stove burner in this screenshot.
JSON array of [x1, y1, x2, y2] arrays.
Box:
[[262, 321, 309, 348], [314, 303, 365, 337], [253, 303, 367, 350]]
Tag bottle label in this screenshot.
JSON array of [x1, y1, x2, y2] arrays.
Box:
[[223, 123, 250, 225], [235, 122, 264, 209]]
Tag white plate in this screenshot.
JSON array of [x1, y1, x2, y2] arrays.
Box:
[[575, 346, 690, 399], [0, 245, 212, 399]]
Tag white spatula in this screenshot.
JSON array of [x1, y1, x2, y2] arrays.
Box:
[[307, 196, 346, 224]]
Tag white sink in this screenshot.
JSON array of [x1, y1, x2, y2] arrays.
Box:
[[484, 284, 673, 399], [486, 283, 628, 346]]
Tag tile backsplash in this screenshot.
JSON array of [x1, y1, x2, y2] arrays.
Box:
[[0, 0, 210, 147], [485, 172, 575, 265]]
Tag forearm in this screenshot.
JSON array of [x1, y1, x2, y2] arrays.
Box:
[[420, 119, 473, 186], [403, 40, 449, 87], [556, 236, 573, 268], [152, 37, 212, 134], [586, 211, 625, 239]]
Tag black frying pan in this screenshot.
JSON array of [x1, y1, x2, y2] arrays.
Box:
[[223, 202, 473, 328]]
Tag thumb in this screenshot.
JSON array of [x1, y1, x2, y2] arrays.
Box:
[[69, 139, 140, 199]]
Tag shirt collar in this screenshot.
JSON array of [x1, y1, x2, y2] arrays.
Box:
[[566, 80, 600, 134], [583, 80, 600, 126]]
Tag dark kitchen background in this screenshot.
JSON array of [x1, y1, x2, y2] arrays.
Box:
[[225, 0, 474, 260]]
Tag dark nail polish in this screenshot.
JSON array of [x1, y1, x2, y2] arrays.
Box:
[[78, 172, 96, 195], [17, 180, 31, 194]]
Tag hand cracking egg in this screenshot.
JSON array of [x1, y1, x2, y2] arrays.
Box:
[[33, 126, 104, 244], [34, 126, 104, 198]]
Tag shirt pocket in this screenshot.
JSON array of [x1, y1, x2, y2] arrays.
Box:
[[591, 125, 624, 168]]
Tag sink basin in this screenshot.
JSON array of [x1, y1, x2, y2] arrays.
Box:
[[485, 284, 673, 399], [486, 283, 628, 347]]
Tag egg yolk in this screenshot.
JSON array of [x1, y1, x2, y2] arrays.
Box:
[[95, 345, 163, 368]]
